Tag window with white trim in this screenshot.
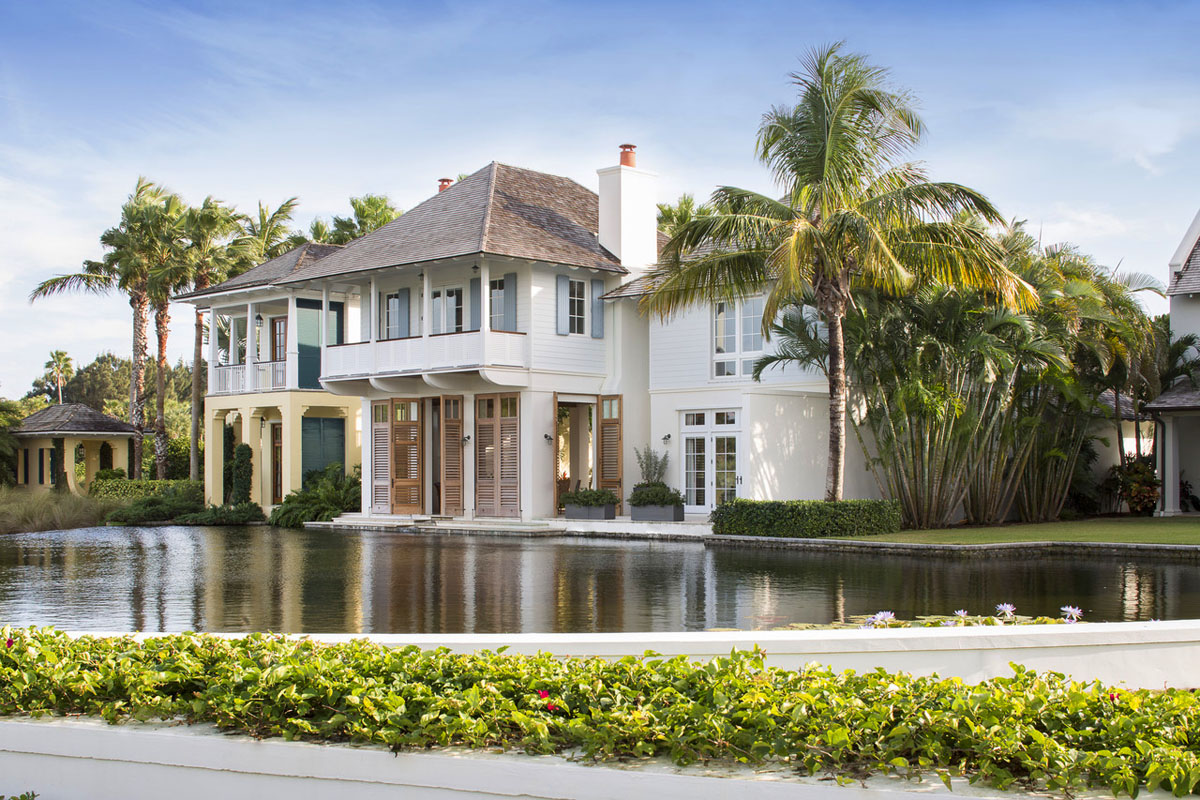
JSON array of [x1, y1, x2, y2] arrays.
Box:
[[431, 286, 464, 334], [713, 296, 764, 377], [568, 279, 586, 335], [381, 291, 405, 339], [489, 277, 506, 330]]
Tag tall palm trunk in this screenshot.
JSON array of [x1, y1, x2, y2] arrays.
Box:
[[130, 292, 149, 480], [154, 302, 170, 479], [190, 275, 210, 481], [818, 275, 849, 502]]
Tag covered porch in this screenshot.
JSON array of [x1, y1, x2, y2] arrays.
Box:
[[11, 404, 135, 494], [1147, 384, 1200, 515]]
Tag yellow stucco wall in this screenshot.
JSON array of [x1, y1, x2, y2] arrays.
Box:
[[203, 391, 362, 507], [14, 435, 131, 496]]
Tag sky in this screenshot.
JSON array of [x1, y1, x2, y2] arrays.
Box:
[[2, 0, 1200, 395]]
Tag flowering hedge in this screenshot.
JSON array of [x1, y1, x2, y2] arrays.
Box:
[[1, 628, 1198, 796]]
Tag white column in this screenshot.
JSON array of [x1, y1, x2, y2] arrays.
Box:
[[285, 295, 299, 388], [207, 308, 218, 392], [246, 302, 258, 391], [1160, 416, 1180, 516], [369, 276, 377, 375], [463, 392, 475, 518], [422, 270, 432, 370], [479, 260, 490, 365], [360, 398, 372, 517]]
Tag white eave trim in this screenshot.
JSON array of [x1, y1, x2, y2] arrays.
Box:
[[1169, 207, 1200, 269]]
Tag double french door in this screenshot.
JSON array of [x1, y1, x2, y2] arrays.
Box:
[[370, 395, 464, 516], [682, 410, 741, 513], [476, 393, 520, 518]]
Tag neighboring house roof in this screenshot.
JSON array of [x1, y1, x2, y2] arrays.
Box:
[[281, 163, 626, 285], [1168, 208, 1200, 296], [13, 404, 137, 437], [1096, 389, 1147, 421], [177, 242, 345, 301], [602, 234, 723, 300], [1145, 382, 1200, 413]]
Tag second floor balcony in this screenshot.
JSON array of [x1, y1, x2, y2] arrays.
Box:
[[323, 329, 528, 380]]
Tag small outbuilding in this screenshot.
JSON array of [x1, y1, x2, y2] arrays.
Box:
[[11, 404, 137, 494]]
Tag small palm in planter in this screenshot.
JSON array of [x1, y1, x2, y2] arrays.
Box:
[[562, 488, 620, 520], [629, 482, 685, 521]]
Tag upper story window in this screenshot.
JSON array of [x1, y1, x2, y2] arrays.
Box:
[[490, 278, 506, 330], [381, 290, 408, 339], [568, 279, 586, 334], [714, 296, 764, 378], [432, 286, 464, 334]]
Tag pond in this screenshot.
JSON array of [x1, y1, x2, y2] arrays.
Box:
[[0, 526, 1196, 633]]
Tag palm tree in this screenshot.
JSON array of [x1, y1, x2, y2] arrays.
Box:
[[237, 197, 301, 262], [31, 177, 166, 480], [142, 192, 188, 479], [641, 44, 1034, 500], [44, 351, 74, 404], [179, 197, 248, 480], [307, 194, 401, 245], [657, 193, 714, 236]]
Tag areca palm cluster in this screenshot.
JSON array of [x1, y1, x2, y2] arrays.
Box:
[[643, 43, 1033, 501]]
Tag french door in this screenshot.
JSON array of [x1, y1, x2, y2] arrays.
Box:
[[476, 393, 519, 518], [440, 395, 464, 516], [390, 398, 423, 514], [682, 409, 741, 513], [371, 402, 390, 513]]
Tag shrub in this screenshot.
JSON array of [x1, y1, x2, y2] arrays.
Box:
[[1, 628, 1198, 797], [93, 468, 126, 481], [175, 502, 265, 525], [1109, 460, 1161, 515], [231, 444, 253, 505], [267, 463, 360, 528], [560, 488, 619, 507], [104, 483, 204, 526], [628, 482, 684, 507], [0, 487, 120, 534], [89, 479, 203, 502], [709, 498, 902, 538], [634, 445, 669, 484]]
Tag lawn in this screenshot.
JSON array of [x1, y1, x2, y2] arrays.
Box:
[[845, 515, 1200, 545]]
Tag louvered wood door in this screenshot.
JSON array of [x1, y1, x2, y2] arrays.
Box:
[[597, 395, 623, 513], [441, 395, 464, 516], [390, 398, 423, 514], [371, 402, 390, 513], [475, 393, 520, 518]]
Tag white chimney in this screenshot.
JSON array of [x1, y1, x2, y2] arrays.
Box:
[[597, 144, 657, 277]]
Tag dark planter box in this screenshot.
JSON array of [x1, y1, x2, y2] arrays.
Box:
[[631, 504, 685, 522], [564, 503, 616, 520]]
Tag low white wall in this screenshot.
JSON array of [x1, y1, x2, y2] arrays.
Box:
[[74, 620, 1200, 689]]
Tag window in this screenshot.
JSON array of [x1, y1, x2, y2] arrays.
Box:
[[715, 411, 737, 425], [432, 287, 464, 334], [568, 279, 586, 334], [381, 291, 406, 339], [713, 296, 765, 378], [489, 278, 506, 330], [684, 412, 706, 427], [270, 317, 286, 361]]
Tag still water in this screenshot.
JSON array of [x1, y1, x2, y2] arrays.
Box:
[[0, 526, 1196, 633]]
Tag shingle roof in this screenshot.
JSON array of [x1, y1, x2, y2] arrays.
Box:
[[281, 163, 625, 284], [1096, 389, 1147, 421], [14, 404, 137, 436], [177, 242, 344, 301], [1168, 237, 1200, 296], [1145, 381, 1200, 412], [601, 233, 718, 300]]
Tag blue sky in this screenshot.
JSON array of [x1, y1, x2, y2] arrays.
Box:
[[3, 0, 1199, 394]]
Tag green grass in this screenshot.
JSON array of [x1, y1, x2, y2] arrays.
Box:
[[842, 515, 1200, 545], [0, 486, 120, 534]]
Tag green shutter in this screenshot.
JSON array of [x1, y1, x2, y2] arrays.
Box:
[[301, 418, 346, 482], [296, 300, 322, 389]]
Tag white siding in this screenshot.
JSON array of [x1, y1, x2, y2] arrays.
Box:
[[1170, 294, 1200, 340], [529, 268, 606, 374]]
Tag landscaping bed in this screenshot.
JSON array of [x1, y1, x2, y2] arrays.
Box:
[[1, 628, 1198, 797]]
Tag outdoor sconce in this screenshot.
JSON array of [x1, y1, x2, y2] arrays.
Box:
[[544, 433, 553, 443], [462, 434, 472, 444], [661, 433, 671, 445], [472, 264, 480, 273], [254, 313, 263, 327]]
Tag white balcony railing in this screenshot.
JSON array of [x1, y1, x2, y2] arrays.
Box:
[[256, 360, 287, 390], [322, 330, 529, 381], [213, 364, 246, 394]]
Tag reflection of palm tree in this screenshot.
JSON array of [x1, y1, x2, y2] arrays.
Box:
[[44, 350, 73, 404]]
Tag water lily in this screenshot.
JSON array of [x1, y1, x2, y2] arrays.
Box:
[[995, 603, 1016, 619], [940, 620, 958, 627], [1061, 605, 1083, 622], [954, 609, 970, 618]]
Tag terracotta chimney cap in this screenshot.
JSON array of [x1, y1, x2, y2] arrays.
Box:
[[437, 177, 453, 192], [618, 144, 637, 167]]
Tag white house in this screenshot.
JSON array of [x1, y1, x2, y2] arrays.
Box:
[[188, 146, 877, 519], [1148, 208, 1200, 514]]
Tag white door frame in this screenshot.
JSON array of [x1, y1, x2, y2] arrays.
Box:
[[680, 408, 742, 514]]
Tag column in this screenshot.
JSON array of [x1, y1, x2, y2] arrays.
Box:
[[321, 285, 330, 381], [285, 295, 299, 388], [479, 260, 490, 365], [241, 408, 263, 506], [246, 303, 258, 391], [205, 410, 226, 505], [1160, 415, 1180, 516], [421, 270, 432, 370], [360, 398, 372, 516], [282, 400, 302, 500], [463, 392, 476, 518], [207, 308, 219, 393], [369, 277, 378, 375]]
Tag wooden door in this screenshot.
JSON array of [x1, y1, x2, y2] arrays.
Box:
[[390, 398, 423, 514], [270, 317, 287, 361], [271, 423, 283, 505], [371, 402, 390, 513], [475, 393, 520, 518], [597, 395, 623, 512], [441, 395, 464, 516]]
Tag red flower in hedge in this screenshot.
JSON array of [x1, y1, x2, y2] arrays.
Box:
[[537, 689, 558, 711], [4, 637, 11, 649]]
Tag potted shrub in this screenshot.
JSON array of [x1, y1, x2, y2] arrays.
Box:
[[629, 482, 685, 522], [562, 488, 619, 520]]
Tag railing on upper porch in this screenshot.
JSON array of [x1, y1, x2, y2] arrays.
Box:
[[323, 330, 529, 379], [213, 364, 246, 394], [210, 360, 288, 394], [256, 360, 287, 390]]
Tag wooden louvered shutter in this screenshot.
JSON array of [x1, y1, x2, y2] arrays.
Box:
[[390, 398, 423, 514], [441, 395, 464, 516], [597, 395, 623, 512], [498, 394, 520, 517], [475, 396, 497, 516], [371, 403, 390, 513]]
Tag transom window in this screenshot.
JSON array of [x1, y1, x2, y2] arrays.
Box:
[[568, 279, 586, 334], [432, 286, 464, 334], [714, 296, 765, 378]]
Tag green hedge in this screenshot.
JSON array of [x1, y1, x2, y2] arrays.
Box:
[[561, 488, 619, 507], [89, 479, 204, 502], [709, 498, 902, 538], [0, 628, 1197, 797], [173, 502, 265, 526]]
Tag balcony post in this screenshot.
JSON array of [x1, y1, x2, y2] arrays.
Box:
[[421, 269, 431, 370], [369, 276, 378, 376], [479, 259, 490, 366], [207, 307, 219, 394], [246, 302, 257, 391], [320, 284, 329, 383], [286, 294, 299, 389]]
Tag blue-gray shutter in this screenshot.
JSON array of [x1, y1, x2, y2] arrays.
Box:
[[591, 279, 604, 338], [556, 274, 569, 335], [469, 277, 481, 331], [503, 272, 517, 331], [395, 289, 409, 338]]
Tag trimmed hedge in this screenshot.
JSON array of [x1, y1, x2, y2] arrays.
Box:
[[89, 479, 204, 502], [174, 502, 265, 525], [0, 628, 1197, 797], [709, 498, 902, 538], [560, 488, 619, 507], [628, 482, 685, 507], [104, 483, 205, 526]]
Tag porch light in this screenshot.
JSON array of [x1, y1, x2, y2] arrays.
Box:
[[661, 433, 671, 444], [544, 433, 553, 443], [472, 264, 479, 273], [254, 313, 263, 327], [462, 434, 471, 444]]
